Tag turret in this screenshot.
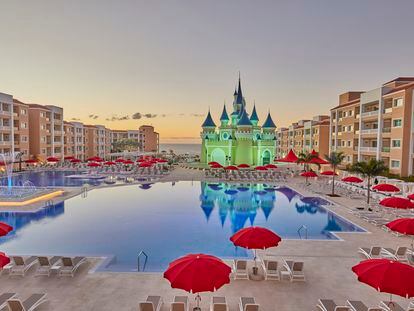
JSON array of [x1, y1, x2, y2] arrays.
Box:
[[250, 103, 259, 126], [201, 110, 217, 140], [232, 74, 246, 117], [262, 112, 276, 141], [220, 104, 229, 127]]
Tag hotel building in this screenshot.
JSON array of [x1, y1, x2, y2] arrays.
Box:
[[139, 125, 159, 152], [330, 77, 414, 177], [276, 115, 330, 158]]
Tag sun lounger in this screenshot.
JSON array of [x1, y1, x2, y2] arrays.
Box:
[[381, 247, 409, 263], [139, 295, 163, 311], [0, 293, 16, 309], [35, 256, 61, 276], [232, 259, 249, 280], [58, 256, 87, 277], [171, 296, 188, 311], [239, 297, 259, 311], [347, 300, 382, 311], [358, 247, 382, 259], [380, 301, 409, 311], [210, 297, 228, 311], [7, 293, 47, 311], [261, 259, 279, 280], [283, 260, 305, 281], [317, 299, 351, 311], [9, 256, 38, 276]]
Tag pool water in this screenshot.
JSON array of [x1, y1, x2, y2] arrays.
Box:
[[3, 171, 103, 187], [0, 182, 364, 272]]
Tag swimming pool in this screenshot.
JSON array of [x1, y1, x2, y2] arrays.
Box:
[[0, 182, 364, 272], [3, 171, 104, 187]]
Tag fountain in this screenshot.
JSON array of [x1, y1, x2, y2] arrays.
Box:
[[0, 152, 64, 206]]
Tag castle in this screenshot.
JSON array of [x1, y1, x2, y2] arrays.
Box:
[[200, 76, 277, 166]]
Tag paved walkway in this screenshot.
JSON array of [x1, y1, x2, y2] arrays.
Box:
[[0, 169, 412, 310]]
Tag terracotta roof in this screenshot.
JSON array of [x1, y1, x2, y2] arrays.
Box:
[[330, 98, 360, 110], [28, 104, 50, 111], [383, 77, 414, 86], [383, 82, 414, 96], [13, 98, 29, 106]]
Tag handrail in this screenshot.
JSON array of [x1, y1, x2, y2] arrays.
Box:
[[297, 225, 308, 240], [137, 250, 148, 272]]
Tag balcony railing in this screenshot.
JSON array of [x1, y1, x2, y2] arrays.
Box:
[[383, 108, 393, 114], [361, 110, 379, 118], [382, 147, 390, 153], [360, 129, 378, 135], [0, 126, 11, 131], [360, 146, 377, 153], [382, 127, 391, 133]]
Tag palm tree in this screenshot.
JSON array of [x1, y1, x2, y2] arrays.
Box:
[[324, 151, 345, 196], [296, 151, 319, 171], [349, 159, 387, 204]]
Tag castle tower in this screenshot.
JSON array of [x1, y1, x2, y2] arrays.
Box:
[[231, 75, 246, 126], [200, 110, 217, 163], [258, 112, 277, 165], [219, 104, 232, 141], [234, 109, 253, 165]]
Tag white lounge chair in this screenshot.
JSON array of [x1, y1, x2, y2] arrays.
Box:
[[347, 300, 382, 311], [139, 295, 163, 311], [35, 256, 61, 277], [7, 293, 47, 311], [317, 299, 351, 311], [232, 259, 249, 280], [171, 296, 188, 311], [261, 260, 279, 281], [9, 256, 38, 276], [381, 246, 409, 263], [210, 296, 228, 311], [358, 247, 382, 259], [58, 256, 87, 277], [0, 293, 16, 309], [239, 297, 259, 311], [380, 301, 414, 311], [283, 260, 305, 281]]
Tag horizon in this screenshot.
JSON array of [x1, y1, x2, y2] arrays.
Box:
[[1, 0, 413, 142]]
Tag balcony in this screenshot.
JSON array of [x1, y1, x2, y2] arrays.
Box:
[[382, 127, 391, 133], [361, 110, 379, 118], [360, 146, 377, 153], [0, 110, 11, 116], [382, 147, 390, 153], [0, 141, 11, 146], [383, 108, 393, 114], [0, 126, 11, 131], [360, 129, 378, 135]]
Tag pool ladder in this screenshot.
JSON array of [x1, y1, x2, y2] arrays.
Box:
[[297, 225, 308, 240], [137, 250, 148, 272], [44, 200, 54, 207], [81, 187, 88, 198]]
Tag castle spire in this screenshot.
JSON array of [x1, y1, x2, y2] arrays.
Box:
[[250, 102, 259, 123], [262, 112, 276, 129], [220, 103, 229, 121], [201, 109, 216, 128]]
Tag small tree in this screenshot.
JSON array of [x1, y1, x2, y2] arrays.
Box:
[[324, 151, 345, 196], [349, 159, 387, 204], [296, 151, 319, 171]]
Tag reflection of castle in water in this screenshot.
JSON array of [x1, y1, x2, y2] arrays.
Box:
[[0, 202, 65, 242], [200, 182, 277, 233]]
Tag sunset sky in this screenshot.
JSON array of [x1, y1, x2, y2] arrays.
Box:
[[1, 1, 413, 143]]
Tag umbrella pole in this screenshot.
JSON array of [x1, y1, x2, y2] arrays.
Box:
[[195, 294, 201, 310], [253, 249, 258, 275]]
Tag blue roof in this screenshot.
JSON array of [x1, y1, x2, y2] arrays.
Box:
[[262, 112, 276, 128], [220, 105, 229, 121], [237, 109, 252, 126], [202, 110, 216, 127], [236, 77, 244, 105], [250, 104, 259, 121]]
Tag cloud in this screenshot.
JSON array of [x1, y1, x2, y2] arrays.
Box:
[[106, 115, 130, 121], [178, 113, 185, 116], [143, 113, 157, 118], [71, 117, 81, 121], [131, 112, 142, 120], [190, 113, 204, 117], [88, 114, 99, 120]]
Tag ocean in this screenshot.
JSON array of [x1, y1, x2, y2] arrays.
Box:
[[159, 143, 201, 155]]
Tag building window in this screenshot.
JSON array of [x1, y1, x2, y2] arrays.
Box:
[[392, 119, 402, 127], [391, 140, 401, 148], [393, 98, 403, 107], [347, 140, 351, 147], [391, 160, 400, 168]]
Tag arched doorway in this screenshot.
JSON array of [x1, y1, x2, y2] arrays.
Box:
[[262, 150, 271, 165], [211, 148, 226, 165]]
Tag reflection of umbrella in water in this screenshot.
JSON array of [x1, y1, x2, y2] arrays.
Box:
[[224, 189, 238, 195], [208, 184, 222, 191], [301, 196, 330, 206], [295, 202, 318, 214], [275, 187, 298, 202], [139, 183, 153, 190], [295, 203, 306, 214], [237, 187, 249, 192], [201, 200, 215, 221]]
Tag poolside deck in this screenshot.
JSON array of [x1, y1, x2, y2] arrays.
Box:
[[0, 169, 412, 310]]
